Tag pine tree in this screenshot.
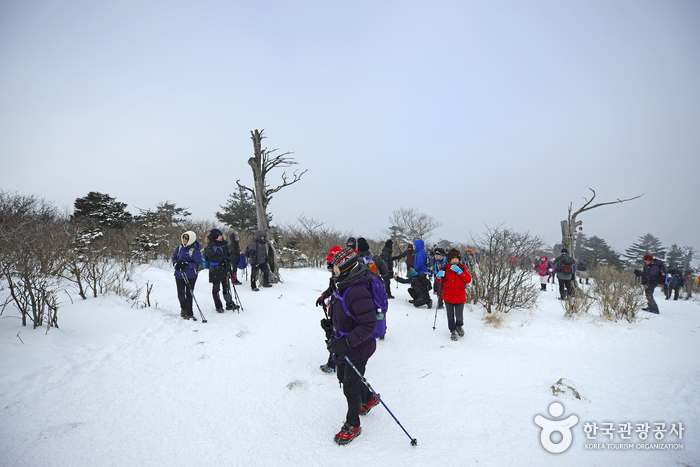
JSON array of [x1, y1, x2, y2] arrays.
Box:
[[666, 244, 685, 270], [579, 235, 623, 269], [623, 233, 666, 265], [216, 186, 271, 233], [72, 191, 132, 229]]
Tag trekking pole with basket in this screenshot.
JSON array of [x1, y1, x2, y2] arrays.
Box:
[[343, 355, 417, 446], [181, 274, 207, 323]]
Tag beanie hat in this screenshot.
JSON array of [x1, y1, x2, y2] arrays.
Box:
[[434, 247, 446, 257], [210, 229, 222, 240], [643, 254, 653, 262], [446, 248, 461, 263], [330, 247, 358, 275], [561, 248, 568, 255], [357, 237, 371, 253], [346, 237, 356, 248], [385, 239, 393, 248], [325, 245, 343, 261]]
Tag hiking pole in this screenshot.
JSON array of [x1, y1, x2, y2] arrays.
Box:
[[228, 271, 244, 313], [182, 274, 207, 323], [343, 355, 417, 446], [432, 306, 438, 331]]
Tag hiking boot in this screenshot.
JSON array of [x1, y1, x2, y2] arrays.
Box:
[[437, 303, 444, 310], [225, 302, 234, 310], [427, 300, 433, 309], [456, 326, 464, 337], [334, 423, 361, 445], [408, 299, 415, 304], [379, 334, 385, 341], [320, 364, 336, 373], [360, 394, 380, 415], [387, 294, 395, 299], [451, 330, 458, 341], [216, 307, 224, 313], [252, 286, 259, 292], [263, 283, 272, 288], [180, 310, 187, 319], [233, 280, 242, 285]]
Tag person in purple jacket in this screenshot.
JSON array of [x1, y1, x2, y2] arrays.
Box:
[[634, 254, 664, 314], [172, 230, 202, 320], [325, 247, 379, 445]]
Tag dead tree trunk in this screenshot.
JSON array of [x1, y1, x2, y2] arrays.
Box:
[[560, 189, 642, 288], [237, 129, 307, 283]]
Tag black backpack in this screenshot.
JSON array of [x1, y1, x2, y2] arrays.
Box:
[[655, 260, 667, 285]]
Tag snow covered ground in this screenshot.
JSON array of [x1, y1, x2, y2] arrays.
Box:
[[1, 263, 698, 466]]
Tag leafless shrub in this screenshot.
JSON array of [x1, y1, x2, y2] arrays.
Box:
[[471, 225, 545, 314], [481, 310, 509, 328], [560, 290, 594, 319], [279, 215, 348, 268], [589, 265, 645, 323], [0, 191, 71, 329]]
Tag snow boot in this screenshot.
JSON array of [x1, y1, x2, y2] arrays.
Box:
[[450, 330, 458, 341], [360, 394, 380, 415], [334, 423, 361, 445], [456, 326, 465, 337], [320, 364, 336, 373]]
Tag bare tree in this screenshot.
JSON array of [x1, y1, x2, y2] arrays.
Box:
[[561, 189, 642, 264], [470, 224, 545, 315], [236, 129, 307, 282], [383, 208, 442, 245]]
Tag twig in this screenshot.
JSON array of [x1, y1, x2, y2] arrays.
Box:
[[17, 332, 24, 344]]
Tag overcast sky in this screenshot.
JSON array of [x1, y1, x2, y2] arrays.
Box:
[[1, 0, 698, 257]]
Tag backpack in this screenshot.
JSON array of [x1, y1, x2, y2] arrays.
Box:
[[336, 276, 388, 340], [362, 256, 380, 277], [177, 244, 203, 271], [655, 261, 667, 284], [561, 262, 573, 274]]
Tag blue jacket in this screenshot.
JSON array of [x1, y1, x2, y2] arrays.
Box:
[[413, 239, 430, 275], [172, 241, 202, 280]]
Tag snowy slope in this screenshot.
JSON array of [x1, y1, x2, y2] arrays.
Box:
[[1, 264, 698, 466]]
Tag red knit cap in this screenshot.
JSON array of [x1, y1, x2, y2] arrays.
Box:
[[325, 245, 343, 261], [643, 254, 653, 262]]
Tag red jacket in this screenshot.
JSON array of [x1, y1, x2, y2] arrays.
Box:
[[439, 263, 472, 304]]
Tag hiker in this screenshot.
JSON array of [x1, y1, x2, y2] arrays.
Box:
[[325, 247, 379, 445], [316, 245, 344, 374], [534, 255, 549, 291], [634, 254, 664, 314], [245, 230, 272, 291], [203, 229, 238, 312], [432, 248, 447, 309], [379, 239, 396, 299], [394, 267, 433, 308], [172, 230, 202, 320], [357, 237, 388, 279], [553, 249, 576, 299], [437, 249, 472, 341], [666, 269, 684, 301]]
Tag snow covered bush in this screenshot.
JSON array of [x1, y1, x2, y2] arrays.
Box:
[[589, 265, 645, 323], [470, 225, 544, 315], [559, 290, 594, 319]]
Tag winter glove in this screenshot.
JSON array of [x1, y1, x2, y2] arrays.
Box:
[[320, 318, 333, 333], [175, 261, 188, 271], [326, 336, 351, 355], [436, 270, 445, 279], [634, 270, 641, 277], [316, 291, 330, 307], [451, 265, 463, 274]]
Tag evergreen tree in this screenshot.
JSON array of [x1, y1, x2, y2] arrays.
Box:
[[579, 235, 623, 269], [72, 191, 132, 229], [623, 233, 666, 265], [216, 186, 271, 233], [666, 244, 685, 270], [155, 201, 191, 226]]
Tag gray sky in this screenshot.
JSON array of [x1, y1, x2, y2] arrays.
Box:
[[1, 0, 699, 257]]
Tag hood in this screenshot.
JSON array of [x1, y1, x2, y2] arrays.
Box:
[[181, 230, 197, 247], [414, 239, 425, 251], [228, 231, 239, 242], [254, 230, 266, 242]]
